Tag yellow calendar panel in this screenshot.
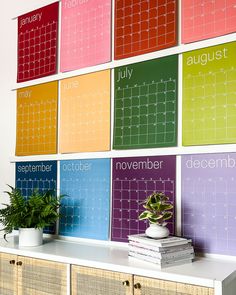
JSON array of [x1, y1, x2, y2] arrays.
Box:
[[60, 70, 111, 153], [16, 82, 58, 156]]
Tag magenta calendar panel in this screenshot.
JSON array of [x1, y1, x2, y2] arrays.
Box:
[[112, 155, 176, 242], [60, 0, 111, 72], [17, 2, 59, 82], [182, 0, 236, 44]]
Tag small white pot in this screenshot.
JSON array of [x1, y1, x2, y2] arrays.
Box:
[[145, 224, 169, 239], [19, 228, 43, 247]]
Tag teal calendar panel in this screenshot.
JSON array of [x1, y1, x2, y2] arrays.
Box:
[[114, 55, 178, 149], [59, 159, 110, 240]]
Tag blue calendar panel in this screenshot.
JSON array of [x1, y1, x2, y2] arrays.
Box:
[[15, 161, 57, 234], [59, 159, 110, 240]]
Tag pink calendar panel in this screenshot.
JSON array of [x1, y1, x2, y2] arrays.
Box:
[[60, 0, 111, 72], [182, 0, 236, 44], [17, 2, 59, 82]]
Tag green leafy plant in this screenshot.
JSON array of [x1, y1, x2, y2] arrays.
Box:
[[0, 185, 63, 240], [139, 192, 173, 226]]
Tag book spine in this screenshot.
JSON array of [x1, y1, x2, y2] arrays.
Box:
[[128, 237, 191, 248], [128, 240, 192, 252], [129, 252, 194, 266], [128, 245, 194, 260]]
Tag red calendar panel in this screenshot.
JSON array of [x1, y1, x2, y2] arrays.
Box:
[[17, 2, 59, 82], [114, 0, 177, 60]]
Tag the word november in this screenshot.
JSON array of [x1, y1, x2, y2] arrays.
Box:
[[115, 158, 163, 170]]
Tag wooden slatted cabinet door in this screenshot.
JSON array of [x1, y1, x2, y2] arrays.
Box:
[[17, 256, 67, 295], [133, 276, 214, 295], [71, 265, 133, 295], [0, 253, 18, 295]]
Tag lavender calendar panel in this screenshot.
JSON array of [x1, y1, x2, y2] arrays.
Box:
[[182, 153, 236, 255], [112, 155, 176, 242]]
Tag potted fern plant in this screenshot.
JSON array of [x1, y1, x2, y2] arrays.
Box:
[[0, 185, 63, 247], [139, 191, 173, 239]]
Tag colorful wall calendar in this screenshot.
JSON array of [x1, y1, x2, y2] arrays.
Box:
[[112, 155, 176, 242], [114, 55, 178, 149], [15, 161, 57, 234], [182, 0, 236, 44], [60, 70, 110, 153], [182, 153, 236, 255], [16, 82, 58, 156], [182, 42, 236, 146], [59, 159, 110, 240], [114, 0, 177, 59], [17, 2, 58, 82], [60, 0, 111, 72]]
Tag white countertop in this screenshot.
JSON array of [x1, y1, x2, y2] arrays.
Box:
[[0, 236, 236, 288]]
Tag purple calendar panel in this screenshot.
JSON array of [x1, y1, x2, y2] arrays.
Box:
[[182, 153, 236, 255], [112, 155, 176, 242]]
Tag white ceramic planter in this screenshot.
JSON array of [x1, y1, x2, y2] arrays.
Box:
[[145, 224, 169, 239], [19, 228, 43, 247]]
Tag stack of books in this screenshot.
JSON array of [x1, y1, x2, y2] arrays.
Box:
[[128, 234, 194, 268]]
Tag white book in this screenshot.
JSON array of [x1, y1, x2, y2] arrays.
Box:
[[129, 251, 194, 267], [129, 244, 194, 260], [128, 240, 193, 253], [128, 234, 191, 247]]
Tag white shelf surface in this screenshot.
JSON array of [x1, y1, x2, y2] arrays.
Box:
[[1, 236, 236, 289], [10, 144, 236, 162], [12, 32, 236, 90]]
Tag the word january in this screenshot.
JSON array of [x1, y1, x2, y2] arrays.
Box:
[[20, 12, 42, 28]]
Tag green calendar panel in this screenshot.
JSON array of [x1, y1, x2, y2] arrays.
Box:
[[183, 42, 236, 146], [114, 55, 178, 149]]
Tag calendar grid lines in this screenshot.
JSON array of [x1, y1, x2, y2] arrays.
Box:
[[182, 153, 236, 255], [60, 71, 110, 153], [183, 61, 236, 145], [16, 82, 58, 156], [112, 156, 176, 242], [112, 176, 175, 242], [114, 75, 177, 149], [16, 161, 57, 234], [17, 3, 58, 82], [60, 0, 111, 72], [182, 0, 236, 43], [115, 0, 177, 59], [59, 159, 110, 240]]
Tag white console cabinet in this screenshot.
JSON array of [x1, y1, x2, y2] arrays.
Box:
[[0, 237, 235, 295]]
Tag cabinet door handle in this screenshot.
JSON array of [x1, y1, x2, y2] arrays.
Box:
[[134, 283, 141, 289], [122, 280, 130, 286], [9, 260, 15, 265], [16, 261, 22, 266]]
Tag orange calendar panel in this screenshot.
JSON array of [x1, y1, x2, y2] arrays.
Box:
[[60, 70, 111, 153], [114, 0, 177, 59], [16, 82, 58, 156], [17, 2, 59, 82]]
